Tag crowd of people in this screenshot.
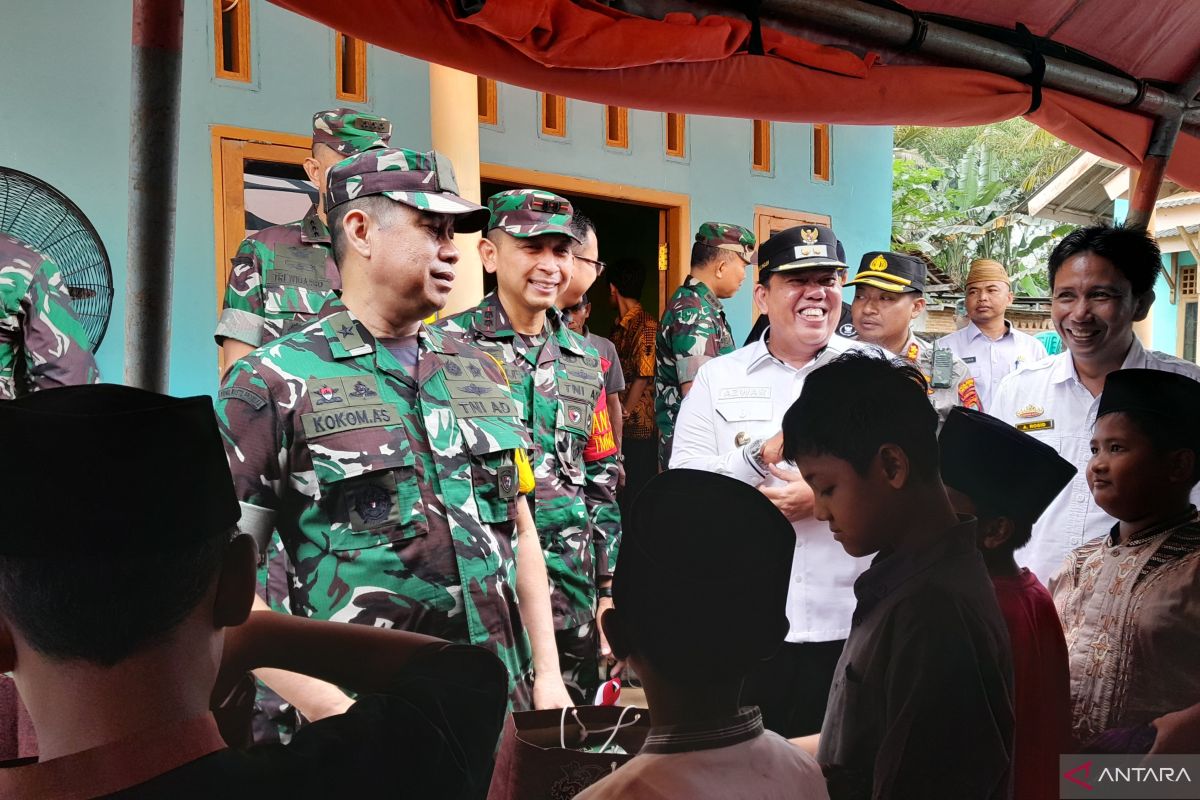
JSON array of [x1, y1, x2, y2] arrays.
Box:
[[2, 107, 1200, 799]]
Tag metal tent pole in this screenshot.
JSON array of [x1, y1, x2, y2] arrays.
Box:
[[124, 0, 183, 391], [1126, 61, 1200, 231], [622, 0, 1200, 134]]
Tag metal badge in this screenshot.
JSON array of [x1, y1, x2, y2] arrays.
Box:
[[735, 432, 750, 446]]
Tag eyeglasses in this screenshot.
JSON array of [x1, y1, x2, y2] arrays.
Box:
[[574, 254, 607, 276]]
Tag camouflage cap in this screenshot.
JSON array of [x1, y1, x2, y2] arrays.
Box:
[[486, 189, 579, 242], [312, 108, 392, 155], [324, 147, 489, 233], [696, 222, 755, 262]]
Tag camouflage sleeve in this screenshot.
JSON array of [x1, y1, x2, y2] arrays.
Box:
[[662, 300, 722, 384], [585, 446, 621, 579], [215, 358, 289, 551], [215, 237, 268, 347], [20, 256, 99, 391]]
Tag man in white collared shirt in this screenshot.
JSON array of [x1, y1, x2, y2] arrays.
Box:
[[671, 224, 870, 738], [939, 258, 1048, 409], [989, 225, 1200, 584]]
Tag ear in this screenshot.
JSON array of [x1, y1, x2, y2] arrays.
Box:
[[340, 208, 373, 259], [1132, 289, 1155, 322], [599, 607, 632, 662], [478, 236, 499, 275], [753, 281, 769, 315], [213, 535, 257, 629], [876, 444, 910, 490], [1167, 448, 1196, 487], [979, 516, 1015, 551], [910, 295, 927, 321], [0, 617, 15, 673], [301, 156, 324, 187]]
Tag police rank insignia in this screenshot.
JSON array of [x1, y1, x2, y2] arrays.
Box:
[[1016, 404, 1044, 419], [800, 228, 819, 244]]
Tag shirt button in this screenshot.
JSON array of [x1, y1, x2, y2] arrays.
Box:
[[1073, 494, 1087, 503]]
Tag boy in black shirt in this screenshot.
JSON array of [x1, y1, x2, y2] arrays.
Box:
[[782, 352, 1014, 800]]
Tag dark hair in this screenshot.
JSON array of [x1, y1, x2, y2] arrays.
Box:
[[782, 350, 940, 479], [328, 195, 401, 265], [0, 530, 231, 666], [608, 257, 647, 300], [973, 504, 1036, 551], [1101, 410, 1200, 485], [690, 241, 723, 270], [569, 209, 596, 244], [1048, 225, 1161, 295]]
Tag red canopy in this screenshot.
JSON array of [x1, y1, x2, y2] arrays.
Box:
[[270, 0, 1200, 189]]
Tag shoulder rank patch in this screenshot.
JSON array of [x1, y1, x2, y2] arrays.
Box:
[[218, 386, 267, 410]]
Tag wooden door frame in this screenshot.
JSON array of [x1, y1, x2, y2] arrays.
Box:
[[210, 125, 313, 371], [751, 205, 832, 323], [479, 163, 690, 316]]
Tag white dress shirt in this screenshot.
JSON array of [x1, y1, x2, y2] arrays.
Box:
[[988, 337, 1200, 584], [938, 321, 1048, 409], [671, 334, 870, 642]]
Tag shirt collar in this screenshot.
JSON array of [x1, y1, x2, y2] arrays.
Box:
[[684, 274, 724, 313], [1053, 336, 1147, 386], [852, 516, 978, 621], [748, 329, 839, 374], [0, 714, 226, 800], [299, 204, 331, 245], [965, 321, 1012, 342], [639, 707, 765, 755], [1106, 506, 1200, 548]]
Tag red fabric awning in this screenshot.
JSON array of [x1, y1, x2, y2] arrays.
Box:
[[270, 0, 1200, 189]]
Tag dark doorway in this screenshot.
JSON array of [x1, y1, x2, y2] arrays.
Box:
[[481, 180, 661, 340]]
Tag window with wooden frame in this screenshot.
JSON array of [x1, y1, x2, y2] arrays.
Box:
[[214, 0, 251, 82], [335, 33, 367, 102], [477, 77, 498, 125], [541, 93, 567, 137], [752, 119, 772, 173], [812, 123, 832, 182], [665, 112, 686, 158], [605, 106, 629, 149]]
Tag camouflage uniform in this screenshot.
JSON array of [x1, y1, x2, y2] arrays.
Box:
[[214, 109, 391, 349], [213, 110, 391, 741], [0, 233, 99, 400], [438, 190, 620, 701], [655, 222, 755, 468]]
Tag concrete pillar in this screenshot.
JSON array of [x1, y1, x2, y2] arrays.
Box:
[[429, 64, 484, 316]]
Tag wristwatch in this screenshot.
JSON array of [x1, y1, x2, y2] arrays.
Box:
[[746, 437, 769, 475]]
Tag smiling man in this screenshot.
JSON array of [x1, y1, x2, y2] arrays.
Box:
[[670, 224, 869, 738], [848, 251, 981, 421], [438, 190, 619, 704], [216, 151, 570, 717], [989, 225, 1200, 584]]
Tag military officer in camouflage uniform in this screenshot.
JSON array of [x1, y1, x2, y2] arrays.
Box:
[[438, 190, 620, 702], [215, 108, 391, 368], [848, 251, 982, 419], [216, 148, 570, 715], [1, 232, 99, 399], [655, 222, 755, 468]]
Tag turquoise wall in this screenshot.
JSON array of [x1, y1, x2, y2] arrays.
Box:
[[480, 88, 893, 340], [0, 0, 891, 397], [1, 0, 430, 397]]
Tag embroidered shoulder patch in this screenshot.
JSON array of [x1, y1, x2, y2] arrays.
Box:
[[218, 386, 267, 410]]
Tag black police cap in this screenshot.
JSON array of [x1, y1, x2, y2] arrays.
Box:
[[846, 251, 927, 294], [0, 384, 240, 556]]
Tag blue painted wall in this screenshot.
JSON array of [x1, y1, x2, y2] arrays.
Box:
[[0, 0, 891, 396], [1, 0, 429, 397], [480, 88, 893, 339]]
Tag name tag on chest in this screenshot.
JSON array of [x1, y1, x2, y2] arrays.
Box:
[[302, 403, 398, 438], [1016, 419, 1054, 432], [271, 247, 329, 291]]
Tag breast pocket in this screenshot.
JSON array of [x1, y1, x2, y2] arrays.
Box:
[[264, 246, 332, 318], [715, 395, 774, 450], [307, 426, 424, 552], [455, 415, 532, 524], [555, 372, 601, 487]]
